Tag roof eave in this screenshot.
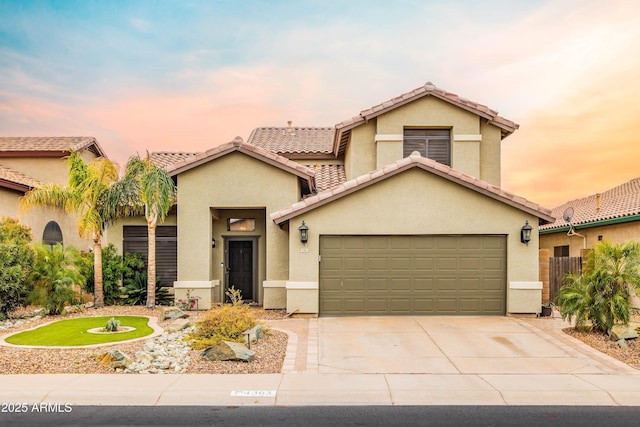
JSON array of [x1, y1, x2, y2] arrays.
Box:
[[272, 160, 554, 225], [540, 214, 640, 234]]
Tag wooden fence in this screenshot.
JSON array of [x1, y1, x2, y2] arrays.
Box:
[[549, 257, 583, 303]]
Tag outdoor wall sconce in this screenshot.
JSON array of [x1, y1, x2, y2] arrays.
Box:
[[520, 220, 533, 246], [211, 237, 216, 248], [298, 221, 309, 244]]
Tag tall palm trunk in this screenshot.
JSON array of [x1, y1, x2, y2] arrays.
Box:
[[146, 222, 156, 309], [93, 237, 104, 308]]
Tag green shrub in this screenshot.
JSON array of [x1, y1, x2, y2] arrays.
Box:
[[557, 240, 640, 332], [0, 217, 34, 319], [80, 244, 124, 305], [122, 271, 172, 306], [27, 243, 84, 315], [185, 304, 258, 349]]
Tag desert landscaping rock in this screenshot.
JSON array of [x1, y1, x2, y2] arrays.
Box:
[[0, 305, 288, 374], [609, 324, 639, 341], [161, 307, 189, 320], [201, 341, 256, 362]]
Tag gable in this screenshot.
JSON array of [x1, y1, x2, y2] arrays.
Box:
[[177, 150, 306, 208], [271, 152, 553, 225], [289, 168, 543, 236]]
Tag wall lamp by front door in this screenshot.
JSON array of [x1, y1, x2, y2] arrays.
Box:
[[520, 220, 533, 245], [212, 237, 216, 248], [298, 221, 309, 244]]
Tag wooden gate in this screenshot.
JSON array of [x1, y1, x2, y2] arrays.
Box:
[[549, 257, 582, 303]]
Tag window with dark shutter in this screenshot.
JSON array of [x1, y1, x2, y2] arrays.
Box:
[[403, 129, 451, 166]]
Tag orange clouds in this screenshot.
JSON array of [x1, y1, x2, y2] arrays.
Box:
[[502, 63, 640, 208]]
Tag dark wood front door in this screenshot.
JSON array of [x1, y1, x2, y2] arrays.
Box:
[[228, 240, 254, 301]]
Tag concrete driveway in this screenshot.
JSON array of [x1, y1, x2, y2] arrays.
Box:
[[318, 316, 633, 375]]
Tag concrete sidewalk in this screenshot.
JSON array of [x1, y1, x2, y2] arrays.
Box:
[[1, 315, 639, 406]]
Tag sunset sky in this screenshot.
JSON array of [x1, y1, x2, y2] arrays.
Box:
[[1, 0, 638, 209]]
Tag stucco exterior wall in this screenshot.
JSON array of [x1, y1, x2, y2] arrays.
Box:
[[285, 168, 540, 313], [174, 152, 300, 303], [479, 121, 502, 186], [0, 150, 99, 185], [344, 121, 376, 179], [540, 221, 640, 257], [0, 189, 20, 220]]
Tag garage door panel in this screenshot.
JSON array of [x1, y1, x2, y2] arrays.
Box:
[[413, 257, 435, 270], [413, 277, 435, 291], [344, 257, 366, 271], [437, 257, 458, 270], [390, 298, 412, 313], [436, 278, 458, 291], [368, 278, 388, 291], [344, 236, 366, 250], [483, 278, 504, 291], [366, 236, 389, 249], [413, 298, 435, 313], [389, 278, 411, 291], [459, 277, 482, 292], [367, 257, 388, 270], [320, 235, 506, 316], [389, 236, 412, 249], [343, 278, 365, 291]]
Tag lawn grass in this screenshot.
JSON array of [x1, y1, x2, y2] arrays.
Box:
[[4, 316, 153, 346]]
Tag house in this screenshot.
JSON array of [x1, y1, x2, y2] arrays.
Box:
[[539, 177, 640, 257], [107, 82, 554, 316], [0, 137, 107, 249]]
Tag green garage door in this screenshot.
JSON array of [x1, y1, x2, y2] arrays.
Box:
[[319, 235, 506, 316]]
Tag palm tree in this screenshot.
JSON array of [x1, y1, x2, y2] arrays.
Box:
[[20, 151, 132, 307], [557, 240, 640, 332], [122, 153, 176, 309]]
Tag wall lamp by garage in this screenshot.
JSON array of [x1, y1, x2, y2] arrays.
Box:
[[520, 220, 533, 246], [298, 221, 309, 244], [211, 237, 216, 248]]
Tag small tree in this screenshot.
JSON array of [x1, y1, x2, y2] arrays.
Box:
[[28, 243, 84, 315], [557, 240, 640, 332], [0, 217, 34, 319]]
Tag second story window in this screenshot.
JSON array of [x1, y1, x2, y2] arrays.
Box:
[[403, 129, 451, 166]]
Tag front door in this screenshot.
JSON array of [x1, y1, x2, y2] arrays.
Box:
[[227, 240, 254, 301]]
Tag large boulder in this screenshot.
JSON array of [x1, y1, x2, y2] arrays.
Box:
[[162, 307, 189, 320], [166, 318, 191, 332], [96, 349, 132, 370], [201, 341, 255, 362], [609, 324, 639, 341]]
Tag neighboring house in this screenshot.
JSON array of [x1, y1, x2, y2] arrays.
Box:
[[540, 177, 640, 257], [0, 137, 107, 250], [108, 82, 554, 316]]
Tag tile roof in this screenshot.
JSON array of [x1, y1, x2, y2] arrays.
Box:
[[271, 151, 553, 225], [149, 152, 198, 169], [0, 137, 107, 158], [0, 164, 42, 192], [333, 82, 519, 156], [540, 177, 640, 231], [247, 127, 335, 156], [165, 137, 316, 189], [304, 164, 346, 192]]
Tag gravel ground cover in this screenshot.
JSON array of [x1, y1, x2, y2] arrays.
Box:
[[0, 305, 288, 374]]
